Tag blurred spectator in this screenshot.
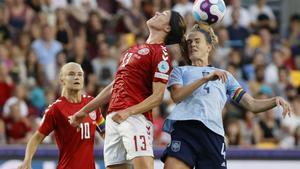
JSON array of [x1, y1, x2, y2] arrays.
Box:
[[227, 7, 249, 49], [3, 84, 28, 118], [4, 102, 32, 144], [55, 8, 73, 50], [248, 65, 269, 97], [257, 94, 282, 145], [92, 42, 117, 86], [42, 0, 68, 11], [239, 111, 261, 146], [25, 49, 42, 85], [213, 27, 231, 68], [248, 0, 276, 29], [225, 118, 242, 145], [68, 37, 94, 84], [288, 14, 300, 69], [9, 45, 27, 84], [227, 50, 244, 80], [282, 95, 300, 135], [4, 0, 34, 41], [85, 11, 103, 58], [281, 44, 296, 70], [0, 64, 14, 111], [280, 125, 300, 148], [172, 0, 193, 17], [0, 44, 13, 71], [72, 0, 98, 11], [272, 67, 292, 99], [243, 52, 266, 81], [265, 50, 285, 85], [0, 7, 10, 44], [31, 24, 63, 84], [223, 0, 251, 27], [227, 63, 250, 94], [18, 31, 31, 57], [286, 14, 300, 48]]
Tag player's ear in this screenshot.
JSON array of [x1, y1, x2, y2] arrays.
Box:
[[207, 44, 212, 54], [164, 25, 171, 33]]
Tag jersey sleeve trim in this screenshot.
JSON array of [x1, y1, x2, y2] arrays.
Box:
[[232, 87, 246, 103], [154, 72, 169, 80]]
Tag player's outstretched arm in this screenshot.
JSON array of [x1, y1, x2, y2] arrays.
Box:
[[18, 131, 46, 169], [112, 82, 166, 123], [69, 81, 113, 127], [170, 70, 227, 103], [239, 93, 292, 118]]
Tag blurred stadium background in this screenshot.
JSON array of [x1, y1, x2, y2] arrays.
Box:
[[0, 0, 299, 168]]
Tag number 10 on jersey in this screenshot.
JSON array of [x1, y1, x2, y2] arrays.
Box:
[[80, 122, 90, 140]]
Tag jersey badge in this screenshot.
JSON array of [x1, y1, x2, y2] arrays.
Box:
[[138, 48, 150, 55], [171, 140, 181, 152], [158, 60, 170, 73], [89, 111, 96, 121]]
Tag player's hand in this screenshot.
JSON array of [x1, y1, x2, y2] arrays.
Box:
[[68, 111, 87, 127], [276, 97, 292, 118], [112, 110, 131, 124], [207, 70, 228, 83], [17, 161, 31, 169]]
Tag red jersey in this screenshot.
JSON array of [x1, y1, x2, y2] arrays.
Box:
[[38, 95, 103, 169], [4, 118, 31, 140], [108, 43, 172, 122]]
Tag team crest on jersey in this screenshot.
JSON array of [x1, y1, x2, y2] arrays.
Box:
[[171, 140, 181, 152], [138, 48, 150, 55], [89, 111, 96, 120], [158, 60, 170, 73]]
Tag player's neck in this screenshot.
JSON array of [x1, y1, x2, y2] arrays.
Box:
[[146, 30, 165, 44], [191, 59, 209, 67], [62, 89, 82, 103]]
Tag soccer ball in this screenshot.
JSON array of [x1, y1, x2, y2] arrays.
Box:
[[192, 0, 226, 25]]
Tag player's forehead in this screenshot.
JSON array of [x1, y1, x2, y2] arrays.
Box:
[[62, 63, 83, 74], [186, 31, 205, 40]]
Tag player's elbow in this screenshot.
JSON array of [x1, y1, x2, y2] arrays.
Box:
[[171, 95, 181, 103]]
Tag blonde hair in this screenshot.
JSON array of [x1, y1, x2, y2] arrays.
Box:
[[190, 22, 219, 49]]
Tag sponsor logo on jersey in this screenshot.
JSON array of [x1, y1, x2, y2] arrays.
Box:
[[138, 48, 150, 55], [89, 111, 96, 120], [161, 45, 168, 60], [171, 140, 181, 152], [146, 125, 151, 135], [157, 60, 170, 73]]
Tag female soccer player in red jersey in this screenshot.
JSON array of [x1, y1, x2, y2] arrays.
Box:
[[18, 62, 105, 169], [69, 10, 186, 169]]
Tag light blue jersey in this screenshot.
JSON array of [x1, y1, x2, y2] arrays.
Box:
[[164, 66, 246, 137]]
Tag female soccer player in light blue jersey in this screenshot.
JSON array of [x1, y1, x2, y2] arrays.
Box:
[[161, 23, 292, 169]]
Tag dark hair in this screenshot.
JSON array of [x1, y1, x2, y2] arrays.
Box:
[[165, 11, 186, 45]]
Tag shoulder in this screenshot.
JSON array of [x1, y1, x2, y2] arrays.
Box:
[[44, 98, 64, 114]]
